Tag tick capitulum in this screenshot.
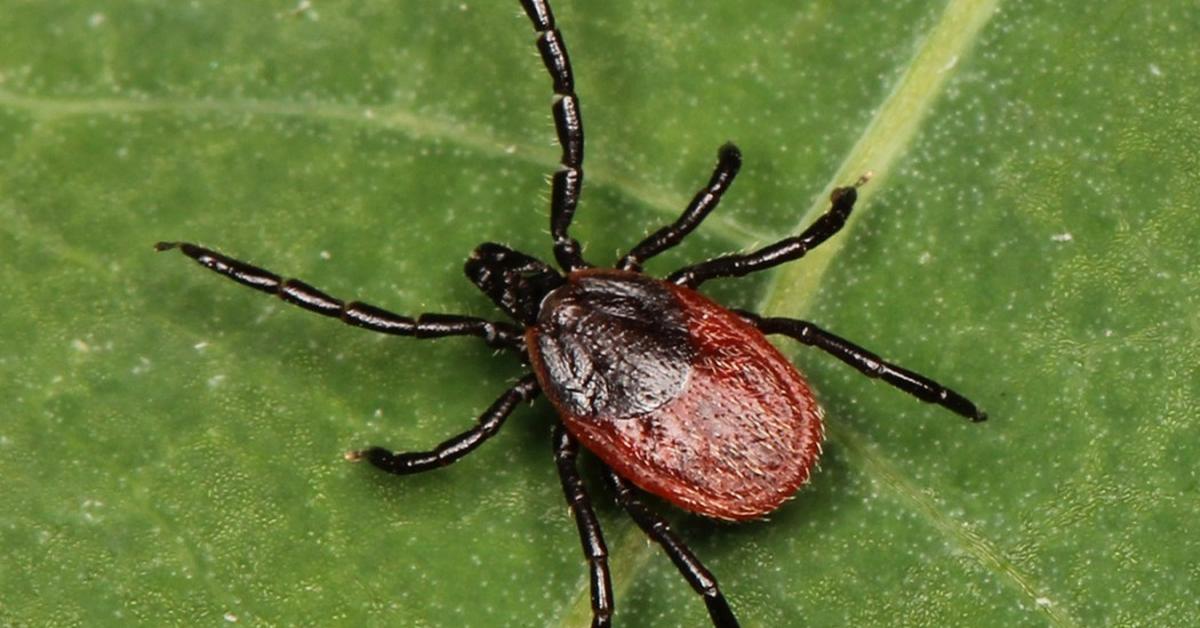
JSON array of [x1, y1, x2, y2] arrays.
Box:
[[157, 1, 986, 626]]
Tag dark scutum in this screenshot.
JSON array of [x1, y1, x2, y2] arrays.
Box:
[[533, 271, 695, 420]]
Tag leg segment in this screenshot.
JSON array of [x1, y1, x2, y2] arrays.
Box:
[[602, 467, 740, 628], [518, 0, 590, 272], [668, 180, 866, 289], [156, 242, 524, 351], [553, 424, 614, 628], [347, 374, 541, 474], [739, 311, 987, 422], [618, 143, 742, 272]]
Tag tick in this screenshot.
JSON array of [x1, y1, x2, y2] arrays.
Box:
[[156, 1, 986, 626]]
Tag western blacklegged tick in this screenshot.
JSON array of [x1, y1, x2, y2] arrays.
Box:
[[157, 1, 985, 625]]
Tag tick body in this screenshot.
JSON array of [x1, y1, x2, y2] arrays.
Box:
[[157, 1, 986, 626], [529, 269, 823, 521]]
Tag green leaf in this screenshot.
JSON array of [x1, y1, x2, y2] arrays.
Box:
[[2, 1, 1197, 626]]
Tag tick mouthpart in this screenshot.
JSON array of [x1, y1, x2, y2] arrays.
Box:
[[853, 171, 874, 188], [344, 449, 366, 462], [154, 241, 180, 252]]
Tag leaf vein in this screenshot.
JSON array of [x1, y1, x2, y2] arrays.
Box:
[[0, 90, 767, 248]]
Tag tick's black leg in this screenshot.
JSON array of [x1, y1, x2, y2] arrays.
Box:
[[156, 242, 524, 351], [519, 0, 590, 272], [602, 467, 740, 628], [553, 424, 614, 628], [739, 311, 987, 422], [668, 176, 870, 289], [617, 143, 742, 272], [347, 374, 540, 474]]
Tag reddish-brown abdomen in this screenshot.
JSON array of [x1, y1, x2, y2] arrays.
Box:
[[527, 270, 824, 520]]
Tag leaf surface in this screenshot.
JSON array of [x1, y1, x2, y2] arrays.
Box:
[[2, 1, 1197, 626]]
